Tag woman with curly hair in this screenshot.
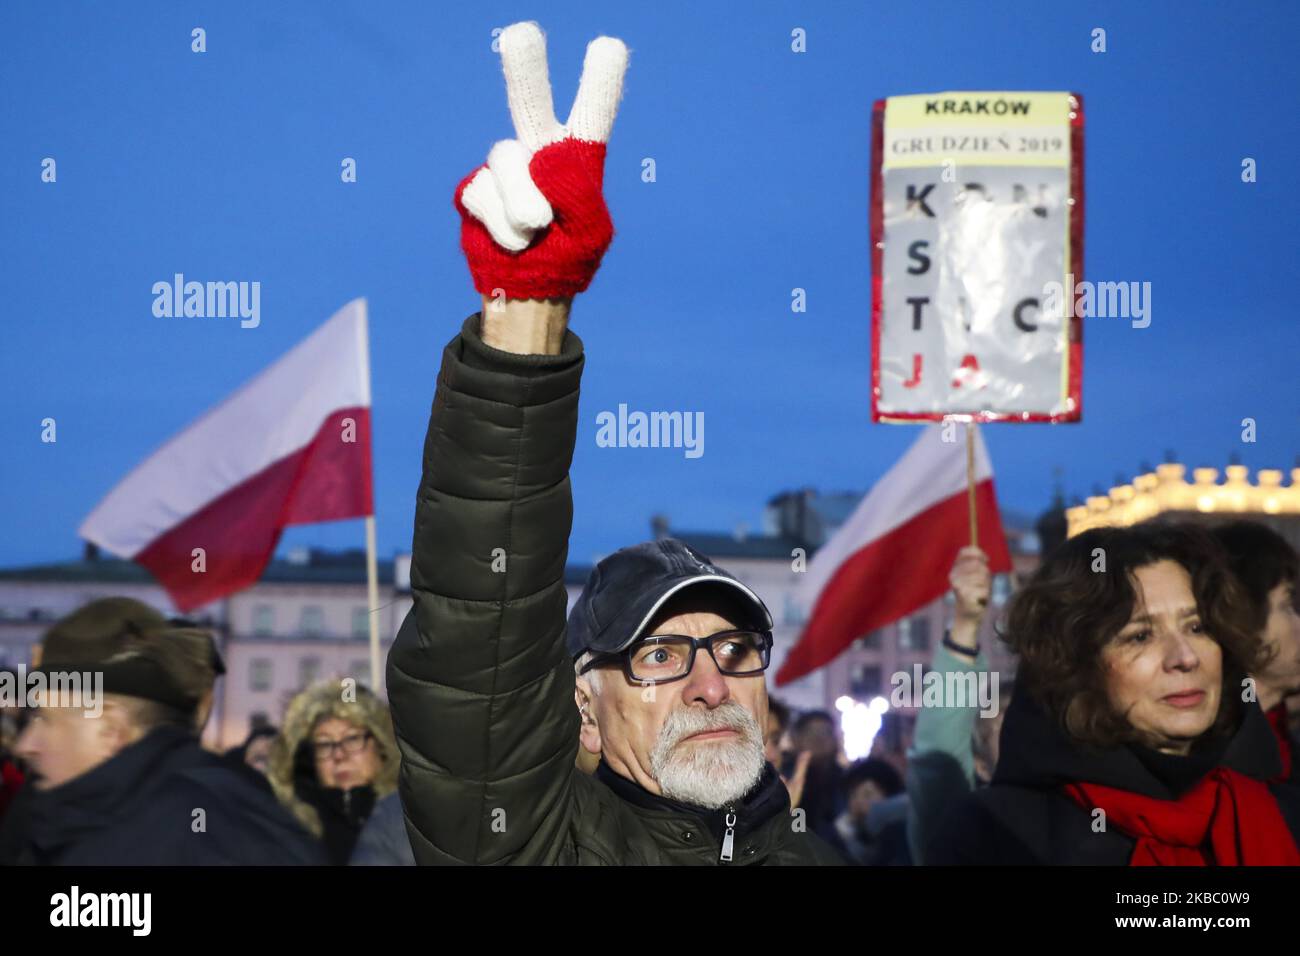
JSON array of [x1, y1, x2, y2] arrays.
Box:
[[268, 679, 400, 865], [930, 522, 1300, 865]]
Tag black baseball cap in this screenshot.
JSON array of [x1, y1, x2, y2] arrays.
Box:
[[565, 538, 773, 659]]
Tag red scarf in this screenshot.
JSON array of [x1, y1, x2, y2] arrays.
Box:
[[1264, 704, 1294, 782], [1064, 768, 1300, 866]]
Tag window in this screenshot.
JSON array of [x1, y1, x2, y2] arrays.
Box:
[[351, 607, 370, 639], [299, 656, 321, 688], [857, 631, 881, 651], [249, 658, 273, 692], [252, 605, 274, 638], [898, 616, 931, 652], [913, 616, 932, 651], [300, 606, 324, 638], [850, 665, 882, 699]]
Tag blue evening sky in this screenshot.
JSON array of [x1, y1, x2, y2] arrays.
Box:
[[2, 0, 1297, 569]]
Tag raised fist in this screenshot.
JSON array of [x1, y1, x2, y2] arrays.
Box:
[[949, 545, 992, 626], [454, 21, 629, 300]]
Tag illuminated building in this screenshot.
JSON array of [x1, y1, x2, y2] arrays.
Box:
[[1066, 463, 1300, 552]]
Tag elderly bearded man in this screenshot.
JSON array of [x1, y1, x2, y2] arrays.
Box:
[[387, 21, 842, 866]]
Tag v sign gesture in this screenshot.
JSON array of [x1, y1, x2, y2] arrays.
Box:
[[455, 21, 629, 300]]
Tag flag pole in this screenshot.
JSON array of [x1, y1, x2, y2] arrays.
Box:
[[966, 421, 979, 547], [356, 297, 381, 694], [365, 514, 381, 692]]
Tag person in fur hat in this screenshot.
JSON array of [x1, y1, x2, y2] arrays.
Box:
[[268, 678, 399, 865]]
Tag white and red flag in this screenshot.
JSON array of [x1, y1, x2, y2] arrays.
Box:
[[775, 424, 1012, 686], [80, 299, 374, 612]]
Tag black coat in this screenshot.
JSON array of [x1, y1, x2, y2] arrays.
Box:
[[592, 759, 843, 865], [291, 766, 376, 866], [11, 724, 324, 865], [928, 693, 1300, 865], [387, 315, 846, 865]]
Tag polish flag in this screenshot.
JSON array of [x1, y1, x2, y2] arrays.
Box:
[[80, 299, 374, 612], [775, 424, 1012, 686]]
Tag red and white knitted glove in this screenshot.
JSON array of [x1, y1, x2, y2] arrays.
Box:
[[454, 21, 629, 301]]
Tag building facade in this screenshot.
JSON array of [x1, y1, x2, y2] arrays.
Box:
[[1066, 463, 1300, 548], [0, 547, 404, 750], [2, 489, 1041, 751]]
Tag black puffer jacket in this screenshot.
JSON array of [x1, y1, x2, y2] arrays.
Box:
[[928, 692, 1300, 865], [9, 725, 323, 865], [387, 314, 842, 865]]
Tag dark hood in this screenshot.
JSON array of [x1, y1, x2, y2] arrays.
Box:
[[595, 758, 789, 849], [15, 724, 324, 865], [24, 724, 199, 857], [992, 690, 1283, 800]]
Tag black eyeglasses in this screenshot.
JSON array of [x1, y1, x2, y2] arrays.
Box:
[[579, 630, 773, 685], [311, 731, 373, 761]]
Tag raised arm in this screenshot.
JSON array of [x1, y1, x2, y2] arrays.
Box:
[[386, 21, 627, 865], [906, 545, 991, 864]]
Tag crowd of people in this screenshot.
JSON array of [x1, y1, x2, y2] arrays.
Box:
[[763, 518, 1300, 866], [0, 594, 422, 865], [1, 22, 1296, 869], [0, 515, 1295, 866]]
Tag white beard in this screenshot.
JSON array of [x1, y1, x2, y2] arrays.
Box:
[[649, 700, 766, 810]]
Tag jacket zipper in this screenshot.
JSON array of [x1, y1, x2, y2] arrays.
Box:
[[719, 807, 737, 863]]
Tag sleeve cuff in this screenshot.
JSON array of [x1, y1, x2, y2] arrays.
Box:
[[457, 313, 583, 375], [933, 643, 987, 672]]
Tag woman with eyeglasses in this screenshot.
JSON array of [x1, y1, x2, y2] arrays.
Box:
[[268, 679, 399, 865], [929, 522, 1300, 865]]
